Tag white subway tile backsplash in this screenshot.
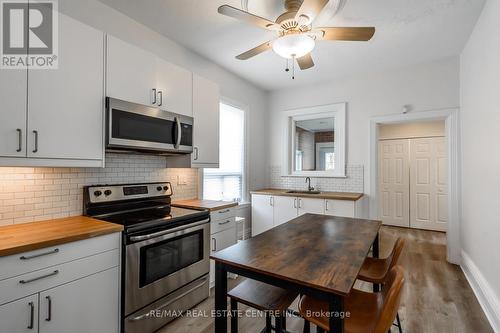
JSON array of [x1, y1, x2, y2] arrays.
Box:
[[0, 153, 198, 226], [269, 165, 364, 193]]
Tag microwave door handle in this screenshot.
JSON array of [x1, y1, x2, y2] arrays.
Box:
[[175, 116, 182, 149]]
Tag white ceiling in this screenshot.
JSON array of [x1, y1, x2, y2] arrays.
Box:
[[97, 0, 485, 91]]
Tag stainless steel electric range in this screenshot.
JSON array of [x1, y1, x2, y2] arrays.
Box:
[[84, 182, 210, 333]]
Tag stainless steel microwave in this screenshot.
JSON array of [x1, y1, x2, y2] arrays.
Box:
[[106, 97, 193, 154]]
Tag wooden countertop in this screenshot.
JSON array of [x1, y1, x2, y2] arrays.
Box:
[[0, 216, 123, 257], [172, 199, 238, 211], [211, 214, 381, 296], [250, 189, 364, 201]]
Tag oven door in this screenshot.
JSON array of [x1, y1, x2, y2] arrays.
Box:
[[106, 97, 193, 153], [124, 219, 210, 316]]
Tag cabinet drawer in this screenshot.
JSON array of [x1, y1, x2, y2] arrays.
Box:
[[210, 207, 235, 222], [0, 249, 119, 306], [211, 216, 236, 234], [0, 233, 120, 282]]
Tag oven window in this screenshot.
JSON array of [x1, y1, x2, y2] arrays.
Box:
[[112, 109, 176, 144], [139, 230, 204, 287]]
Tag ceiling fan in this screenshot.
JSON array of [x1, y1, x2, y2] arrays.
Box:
[[218, 0, 375, 78]]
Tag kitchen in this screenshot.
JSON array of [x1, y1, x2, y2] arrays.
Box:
[[0, 0, 499, 333]]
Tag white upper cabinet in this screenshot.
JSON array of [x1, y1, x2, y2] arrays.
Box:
[[192, 74, 220, 167], [0, 69, 27, 157], [28, 13, 104, 161], [156, 58, 193, 116], [106, 35, 157, 106]]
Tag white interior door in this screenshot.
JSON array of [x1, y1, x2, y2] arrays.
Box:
[[378, 140, 410, 227], [410, 137, 448, 231]]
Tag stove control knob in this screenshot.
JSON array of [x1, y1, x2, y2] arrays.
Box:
[[163, 185, 169, 191], [104, 190, 112, 196], [93, 190, 102, 197], [156, 186, 162, 191]]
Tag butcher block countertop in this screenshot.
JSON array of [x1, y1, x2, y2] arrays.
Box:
[[172, 199, 238, 211], [0, 216, 123, 257], [250, 189, 364, 201]]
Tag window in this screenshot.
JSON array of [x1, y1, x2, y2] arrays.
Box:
[[203, 102, 245, 202]]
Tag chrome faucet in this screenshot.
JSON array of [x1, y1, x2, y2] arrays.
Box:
[[305, 177, 314, 192]]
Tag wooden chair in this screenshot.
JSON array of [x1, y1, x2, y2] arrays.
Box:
[[359, 237, 406, 333], [228, 279, 298, 333], [298, 266, 405, 333]]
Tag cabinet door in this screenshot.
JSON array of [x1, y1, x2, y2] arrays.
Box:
[[192, 74, 219, 167], [251, 195, 274, 237], [156, 58, 193, 116], [0, 294, 38, 333], [107, 35, 157, 106], [298, 198, 324, 216], [273, 196, 298, 226], [39, 267, 119, 333], [324, 199, 355, 217], [209, 227, 237, 286], [0, 69, 27, 157], [27, 13, 104, 160]]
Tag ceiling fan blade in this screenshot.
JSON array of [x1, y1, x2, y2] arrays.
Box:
[[318, 27, 376, 41], [297, 53, 315, 70], [295, 0, 329, 25], [218, 5, 278, 30], [236, 41, 273, 60]]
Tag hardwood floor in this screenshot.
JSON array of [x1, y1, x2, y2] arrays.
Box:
[[158, 226, 493, 333]]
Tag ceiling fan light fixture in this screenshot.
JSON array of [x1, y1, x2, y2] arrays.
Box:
[[272, 34, 315, 59]]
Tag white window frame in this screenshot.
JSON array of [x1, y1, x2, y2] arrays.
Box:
[[199, 97, 249, 203]]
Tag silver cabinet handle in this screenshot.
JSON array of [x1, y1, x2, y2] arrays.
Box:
[[27, 302, 34, 329], [151, 88, 157, 105], [294, 198, 297, 208], [20, 248, 59, 260], [158, 90, 163, 106], [325, 200, 329, 211], [16, 128, 22, 152], [212, 238, 217, 251], [32, 130, 38, 153], [298, 198, 302, 208], [128, 277, 208, 322], [174, 116, 182, 148], [19, 270, 59, 284], [193, 147, 199, 160], [218, 220, 231, 225], [45, 296, 52, 322]]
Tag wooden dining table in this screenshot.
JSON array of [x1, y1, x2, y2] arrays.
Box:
[[210, 213, 382, 333]]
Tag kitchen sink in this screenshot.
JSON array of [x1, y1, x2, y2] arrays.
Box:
[[285, 190, 322, 195]]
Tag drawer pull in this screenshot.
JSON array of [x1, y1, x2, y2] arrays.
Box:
[[20, 270, 59, 284], [218, 220, 231, 225], [218, 209, 230, 214], [27, 302, 34, 329], [20, 248, 59, 260]]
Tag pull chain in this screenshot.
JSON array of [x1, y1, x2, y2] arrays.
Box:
[[285, 58, 289, 72], [292, 55, 295, 80]]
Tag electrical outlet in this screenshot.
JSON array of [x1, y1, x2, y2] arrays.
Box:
[[177, 174, 188, 185]]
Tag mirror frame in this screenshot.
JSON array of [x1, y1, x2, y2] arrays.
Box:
[[283, 102, 346, 178]]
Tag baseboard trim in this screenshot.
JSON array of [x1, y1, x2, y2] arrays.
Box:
[[461, 251, 500, 332]]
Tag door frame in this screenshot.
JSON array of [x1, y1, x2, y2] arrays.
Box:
[[369, 108, 461, 264]]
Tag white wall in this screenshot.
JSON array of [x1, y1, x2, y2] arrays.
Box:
[[269, 57, 460, 199], [58, 0, 269, 195], [460, 0, 500, 328]]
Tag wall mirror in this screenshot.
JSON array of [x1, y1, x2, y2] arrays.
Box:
[[284, 103, 346, 177]]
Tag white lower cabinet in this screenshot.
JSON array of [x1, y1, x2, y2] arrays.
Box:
[[0, 294, 39, 333], [39, 267, 119, 333], [0, 233, 121, 333], [209, 208, 237, 288], [252, 194, 363, 236]]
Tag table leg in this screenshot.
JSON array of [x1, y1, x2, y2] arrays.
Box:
[[373, 232, 380, 292], [215, 262, 228, 333], [329, 295, 344, 333]]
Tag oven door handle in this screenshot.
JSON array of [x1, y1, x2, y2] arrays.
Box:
[[174, 116, 182, 149], [128, 276, 208, 322], [129, 219, 209, 242]]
